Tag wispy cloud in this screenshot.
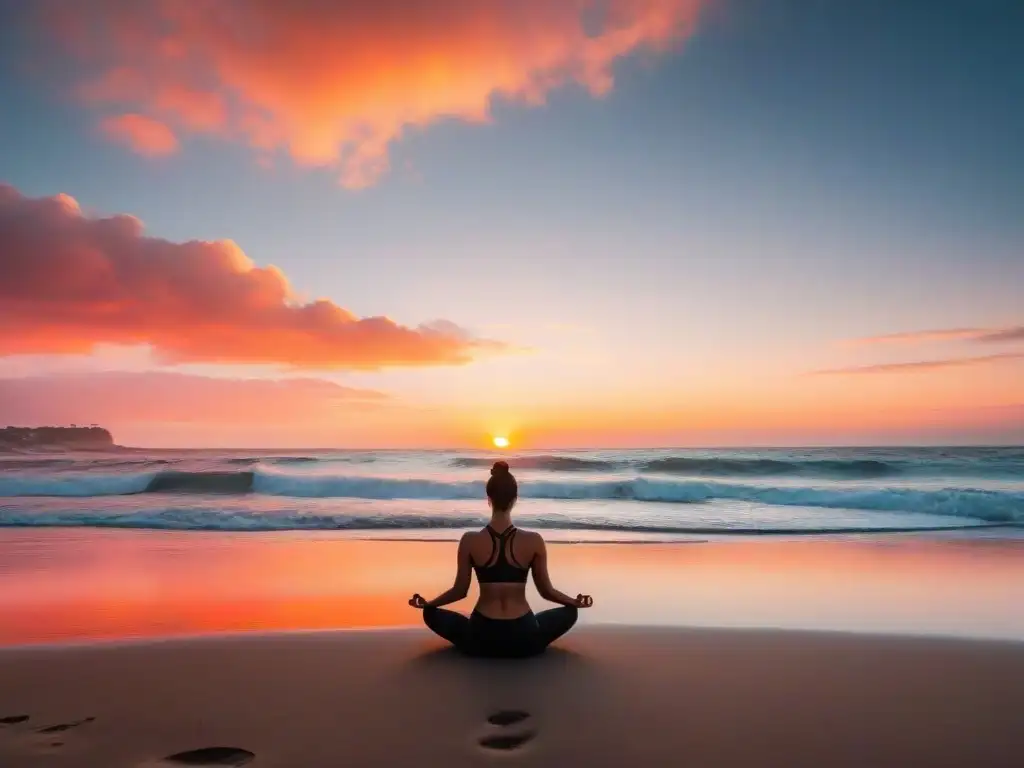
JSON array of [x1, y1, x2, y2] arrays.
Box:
[[40, 0, 709, 187], [0, 183, 505, 368], [0, 372, 389, 426], [976, 326, 1024, 344], [809, 353, 1024, 376], [846, 325, 1024, 346]]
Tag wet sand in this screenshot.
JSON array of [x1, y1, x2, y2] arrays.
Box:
[[3, 529, 1024, 646]]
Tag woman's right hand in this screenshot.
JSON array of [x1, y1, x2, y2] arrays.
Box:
[[574, 594, 594, 608]]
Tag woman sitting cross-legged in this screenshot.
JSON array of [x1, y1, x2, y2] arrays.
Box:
[[408, 461, 593, 658]]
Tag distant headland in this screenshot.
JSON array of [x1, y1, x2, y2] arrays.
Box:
[[0, 426, 116, 451]]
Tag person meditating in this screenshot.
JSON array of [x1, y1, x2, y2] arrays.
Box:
[[409, 461, 593, 657]]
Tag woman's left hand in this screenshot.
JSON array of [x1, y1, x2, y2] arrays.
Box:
[[408, 593, 428, 609]]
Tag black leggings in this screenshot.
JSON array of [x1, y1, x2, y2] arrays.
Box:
[[423, 606, 578, 658]]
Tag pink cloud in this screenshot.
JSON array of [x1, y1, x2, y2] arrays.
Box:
[[42, 0, 709, 186], [846, 325, 1024, 346], [0, 372, 388, 427], [810, 353, 1024, 376], [977, 326, 1024, 344], [100, 113, 179, 156], [0, 184, 503, 368]]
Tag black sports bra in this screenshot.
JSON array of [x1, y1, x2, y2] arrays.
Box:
[[474, 525, 530, 584]]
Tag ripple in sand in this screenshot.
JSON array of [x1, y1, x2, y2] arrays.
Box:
[[164, 747, 255, 766], [0, 715, 30, 725]]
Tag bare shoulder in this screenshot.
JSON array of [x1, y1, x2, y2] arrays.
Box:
[[459, 530, 487, 563], [461, 529, 489, 544], [515, 528, 545, 549]]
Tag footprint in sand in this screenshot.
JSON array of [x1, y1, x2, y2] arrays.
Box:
[[31, 716, 96, 754], [162, 747, 255, 766], [487, 710, 530, 727], [36, 716, 96, 734], [479, 709, 536, 752], [0, 714, 96, 757], [480, 731, 536, 751]]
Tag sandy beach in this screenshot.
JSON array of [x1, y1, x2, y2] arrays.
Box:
[[2, 626, 1023, 767], [1, 531, 1023, 766]]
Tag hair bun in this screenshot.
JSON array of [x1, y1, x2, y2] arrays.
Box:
[[491, 460, 510, 477]]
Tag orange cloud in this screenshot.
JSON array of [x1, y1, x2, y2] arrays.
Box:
[[100, 113, 179, 156], [0, 184, 502, 368], [44, 0, 709, 186]]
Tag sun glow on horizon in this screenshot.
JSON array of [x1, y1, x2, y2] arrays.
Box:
[[492, 436, 510, 449]]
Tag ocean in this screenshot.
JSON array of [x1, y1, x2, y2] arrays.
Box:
[[1, 447, 1021, 539]]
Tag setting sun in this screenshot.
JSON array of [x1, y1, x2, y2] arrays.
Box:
[[493, 436, 510, 449]]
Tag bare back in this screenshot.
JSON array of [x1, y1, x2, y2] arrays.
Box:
[[465, 527, 543, 619]]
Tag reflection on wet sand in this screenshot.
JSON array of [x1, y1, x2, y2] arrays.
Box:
[[2, 529, 1023, 646]]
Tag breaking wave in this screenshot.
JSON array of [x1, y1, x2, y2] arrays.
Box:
[[641, 457, 899, 477], [452, 453, 1023, 478], [452, 455, 619, 472], [0, 469, 1020, 523]]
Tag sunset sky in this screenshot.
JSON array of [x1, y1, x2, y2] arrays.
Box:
[[0, 0, 1021, 448]]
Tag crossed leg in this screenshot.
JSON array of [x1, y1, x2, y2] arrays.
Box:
[[534, 605, 579, 650], [422, 607, 473, 653]]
